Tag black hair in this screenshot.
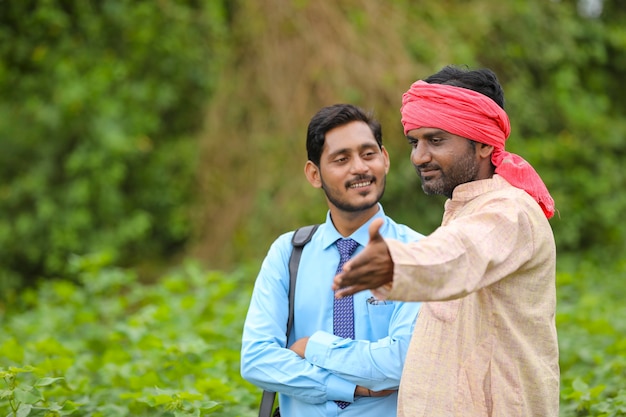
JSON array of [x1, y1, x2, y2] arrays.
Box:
[[423, 65, 505, 109], [306, 104, 382, 166]]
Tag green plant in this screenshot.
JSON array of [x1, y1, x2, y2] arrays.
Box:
[[557, 255, 626, 416], [0, 366, 75, 417], [0, 0, 229, 291], [0, 260, 259, 416]]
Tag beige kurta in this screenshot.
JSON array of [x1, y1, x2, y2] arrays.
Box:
[[383, 175, 559, 417]]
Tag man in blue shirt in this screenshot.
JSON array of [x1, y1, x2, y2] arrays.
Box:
[[241, 104, 423, 416]]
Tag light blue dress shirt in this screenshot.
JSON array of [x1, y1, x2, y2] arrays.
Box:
[[241, 205, 423, 417]]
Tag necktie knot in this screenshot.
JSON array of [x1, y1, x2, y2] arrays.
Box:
[[336, 238, 359, 271]]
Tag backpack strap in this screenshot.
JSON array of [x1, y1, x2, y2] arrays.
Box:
[[258, 390, 277, 417], [258, 224, 319, 417], [286, 224, 319, 339]]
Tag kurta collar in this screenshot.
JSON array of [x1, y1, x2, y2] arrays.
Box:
[[446, 174, 512, 208]]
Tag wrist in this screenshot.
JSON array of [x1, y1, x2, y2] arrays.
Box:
[[354, 386, 371, 398]]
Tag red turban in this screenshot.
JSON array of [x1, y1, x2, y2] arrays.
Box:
[[401, 80, 555, 219]]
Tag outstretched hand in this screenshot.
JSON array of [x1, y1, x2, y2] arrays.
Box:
[[332, 218, 394, 297]]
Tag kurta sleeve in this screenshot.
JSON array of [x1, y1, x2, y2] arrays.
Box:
[[385, 202, 535, 302]]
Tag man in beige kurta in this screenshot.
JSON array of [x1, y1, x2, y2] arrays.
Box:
[[386, 175, 558, 416], [333, 66, 559, 417]]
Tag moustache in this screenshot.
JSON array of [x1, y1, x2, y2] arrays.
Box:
[[415, 163, 439, 173], [345, 175, 376, 188]]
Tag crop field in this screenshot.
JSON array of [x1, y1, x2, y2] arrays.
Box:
[[1, 255, 624, 416]]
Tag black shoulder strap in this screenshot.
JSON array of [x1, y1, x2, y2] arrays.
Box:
[[258, 390, 276, 417], [286, 224, 319, 340], [258, 224, 319, 417]]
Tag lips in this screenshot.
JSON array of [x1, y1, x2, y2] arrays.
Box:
[[349, 180, 372, 189], [347, 177, 375, 189], [418, 165, 439, 178], [419, 169, 438, 177]]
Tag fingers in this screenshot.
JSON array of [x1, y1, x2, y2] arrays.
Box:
[[288, 336, 309, 358], [368, 218, 385, 242], [331, 274, 343, 292], [356, 386, 397, 398], [370, 389, 397, 398], [334, 218, 384, 280], [333, 282, 369, 298]]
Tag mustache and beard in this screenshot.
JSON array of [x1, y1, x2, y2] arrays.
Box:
[[321, 174, 386, 212], [415, 149, 480, 199]]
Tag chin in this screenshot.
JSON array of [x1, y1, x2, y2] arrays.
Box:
[[347, 200, 379, 213], [421, 184, 442, 196]]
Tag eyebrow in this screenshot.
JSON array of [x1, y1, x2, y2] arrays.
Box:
[[327, 143, 380, 158], [406, 129, 448, 141]]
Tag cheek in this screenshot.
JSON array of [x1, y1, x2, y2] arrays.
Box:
[[320, 168, 343, 185], [374, 158, 390, 173]]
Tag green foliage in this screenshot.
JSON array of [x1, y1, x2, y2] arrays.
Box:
[[2, 255, 626, 415], [3, 0, 626, 282], [0, 366, 79, 416], [557, 255, 626, 416], [0, 0, 228, 290], [475, 0, 626, 255], [363, 0, 626, 256], [0, 260, 258, 416], [190, 0, 626, 270], [2, 1, 626, 415]]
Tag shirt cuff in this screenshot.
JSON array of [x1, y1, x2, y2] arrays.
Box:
[[305, 331, 356, 402], [327, 374, 356, 403], [305, 331, 343, 366]]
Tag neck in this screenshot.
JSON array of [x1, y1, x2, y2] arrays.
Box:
[[329, 204, 379, 237]]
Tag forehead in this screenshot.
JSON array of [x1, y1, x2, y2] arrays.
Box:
[[323, 121, 377, 153], [406, 127, 458, 139]]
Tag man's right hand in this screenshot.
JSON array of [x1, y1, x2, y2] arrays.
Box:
[[333, 218, 394, 297]]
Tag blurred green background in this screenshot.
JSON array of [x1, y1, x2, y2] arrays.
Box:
[[1, 0, 625, 284], [1, 0, 625, 416]]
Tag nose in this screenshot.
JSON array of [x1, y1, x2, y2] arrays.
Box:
[[350, 155, 369, 173], [410, 142, 431, 166]]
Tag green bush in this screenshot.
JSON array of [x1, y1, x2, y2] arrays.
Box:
[[0, 260, 258, 416], [3, 0, 626, 285], [1, 254, 625, 416], [477, 0, 626, 255], [187, 0, 626, 268], [557, 255, 626, 416], [0, 0, 228, 290]]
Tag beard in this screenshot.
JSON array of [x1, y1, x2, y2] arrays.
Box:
[[321, 175, 386, 212], [417, 150, 480, 198]]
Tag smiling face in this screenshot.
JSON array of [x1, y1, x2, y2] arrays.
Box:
[[406, 127, 494, 198], [305, 121, 389, 216]]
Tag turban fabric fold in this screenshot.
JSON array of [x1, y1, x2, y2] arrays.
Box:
[[401, 80, 555, 219]]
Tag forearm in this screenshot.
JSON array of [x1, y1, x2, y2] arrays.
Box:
[[303, 330, 412, 391], [386, 211, 532, 301], [242, 338, 356, 403]]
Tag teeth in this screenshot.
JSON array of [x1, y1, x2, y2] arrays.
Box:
[[350, 181, 371, 188]]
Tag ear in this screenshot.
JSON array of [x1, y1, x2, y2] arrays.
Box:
[[477, 143, 494, 160], [304, 160, 322, 188], [381, 146, 390, 174]]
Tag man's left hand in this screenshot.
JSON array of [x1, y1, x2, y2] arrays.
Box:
[[289, 337, 309, 358]]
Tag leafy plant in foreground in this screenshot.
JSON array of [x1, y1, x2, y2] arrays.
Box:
[[0, 259, 258, 416]]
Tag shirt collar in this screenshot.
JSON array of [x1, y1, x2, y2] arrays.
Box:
[[320, 203, 386, 250]]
